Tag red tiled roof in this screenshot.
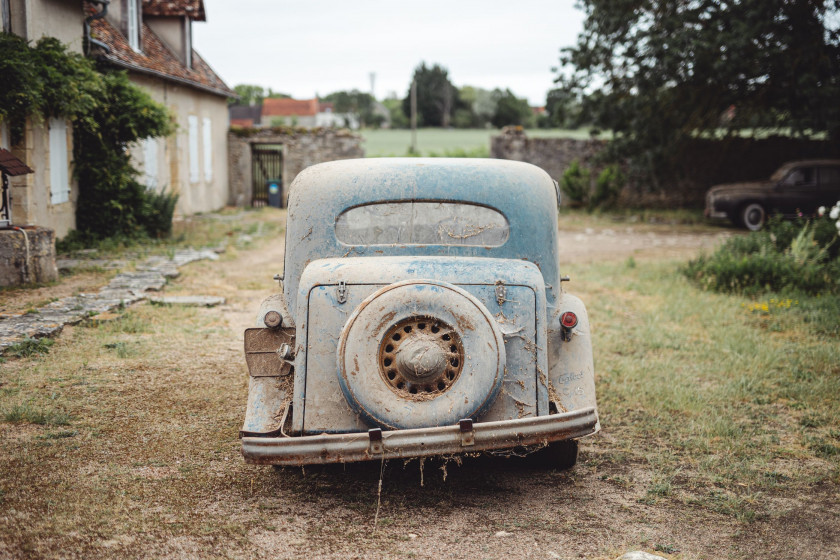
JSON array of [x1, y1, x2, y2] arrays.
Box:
[[142, 0, 206, 21], [318, 102, 334, 112], [262, 98, 319, 117], [88, 5, 234, 98]]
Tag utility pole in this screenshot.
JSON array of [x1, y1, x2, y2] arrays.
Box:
[[410, 79, 417, 155]]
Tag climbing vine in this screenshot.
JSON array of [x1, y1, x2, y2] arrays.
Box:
[[0, 33, 175, 241]]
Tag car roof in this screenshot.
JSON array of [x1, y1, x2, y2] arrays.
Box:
[[282, 158, 561, 312], [770, 159, 840, 181]]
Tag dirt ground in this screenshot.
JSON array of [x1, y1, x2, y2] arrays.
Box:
[[2, 223, 838, 559]]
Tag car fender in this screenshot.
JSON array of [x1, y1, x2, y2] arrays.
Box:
[[547, 293, 599, 426]]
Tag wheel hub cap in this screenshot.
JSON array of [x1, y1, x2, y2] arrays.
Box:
[[378, 317, 464, 397]]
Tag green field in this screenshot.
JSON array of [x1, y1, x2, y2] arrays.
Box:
[[359, 128, 595, 157]]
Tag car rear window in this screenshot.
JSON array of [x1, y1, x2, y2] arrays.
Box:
[[335, 201, 509, 246]]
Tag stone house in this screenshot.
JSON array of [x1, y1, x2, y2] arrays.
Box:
[[88, 0, 236, 216], [0, 0, 234, 240], [1, 0, 89, 238]]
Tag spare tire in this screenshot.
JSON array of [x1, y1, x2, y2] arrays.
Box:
[[337, 279, 505, 430]]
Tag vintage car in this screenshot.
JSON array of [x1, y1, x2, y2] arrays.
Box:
[[240, 158, 599, 468], [705, 159, 840, 231]]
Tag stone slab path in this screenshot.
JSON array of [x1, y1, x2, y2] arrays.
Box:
[[0, 248, 219, 351]]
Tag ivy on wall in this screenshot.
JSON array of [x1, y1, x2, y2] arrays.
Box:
[[0, 33, 176, 241]]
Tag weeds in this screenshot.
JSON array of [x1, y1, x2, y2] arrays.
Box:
[[3, 403, 71, 426], [4, 336, 54, 358]]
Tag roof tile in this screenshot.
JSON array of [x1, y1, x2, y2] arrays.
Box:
[[142, 0, 206, 21], [262, 98, 319, 117], [88, 7, 234, 98]]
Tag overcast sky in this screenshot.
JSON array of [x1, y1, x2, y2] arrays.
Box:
[[192, 1, 585, 106]]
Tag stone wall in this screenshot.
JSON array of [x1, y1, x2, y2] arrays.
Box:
[[490, 127, 607, 183], [228, 127, 364, 207], [491, 127, 840, 207], [0, 226, 58, 287]]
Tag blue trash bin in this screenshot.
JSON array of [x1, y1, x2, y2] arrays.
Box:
[[267, 179, 283, 208]]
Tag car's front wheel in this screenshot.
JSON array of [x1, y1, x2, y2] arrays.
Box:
[[740, 203, 766, 231]]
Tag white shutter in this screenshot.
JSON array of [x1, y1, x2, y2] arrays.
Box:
[[49, 118, 69, 204], [143, 137, 158, 190], [202, 117, 212, 182], [188, 115, 199, 183], [127, 0, 140, 52]]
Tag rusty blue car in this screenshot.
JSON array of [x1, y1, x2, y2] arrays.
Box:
[[240, 158, 599, 468]]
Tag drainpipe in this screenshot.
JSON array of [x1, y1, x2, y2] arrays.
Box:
[[84, 0, 111, 55]]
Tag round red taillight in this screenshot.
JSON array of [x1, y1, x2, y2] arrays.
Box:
[[560, 311, 578, 329]]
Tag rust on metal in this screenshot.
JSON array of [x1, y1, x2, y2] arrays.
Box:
[[263, 310, 282, 329], [244, 326, 296, 377], [368, 427, 384, 454], [242, 407, 598, 465], [377, 316, 464, 400], [459, 418, 475, 446]]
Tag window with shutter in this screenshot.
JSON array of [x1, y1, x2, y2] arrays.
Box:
[[49, 118, 69, 205], [202, 118, 212, 182], [188, 116, 199, 183]]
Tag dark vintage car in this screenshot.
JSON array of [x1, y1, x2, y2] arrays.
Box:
[[239, 158, 599, 469], [705, 159, 840, 230]]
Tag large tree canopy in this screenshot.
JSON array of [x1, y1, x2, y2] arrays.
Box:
[[402, 63, 461, 127], [557, 0, 840, 159]]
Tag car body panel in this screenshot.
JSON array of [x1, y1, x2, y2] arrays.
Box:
[[281, 158, 562, 314], [292, 257, 548, 434]]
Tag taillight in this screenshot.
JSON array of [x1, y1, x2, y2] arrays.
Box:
[[560, 311, 578, 342], [560, 312, 578, 328]]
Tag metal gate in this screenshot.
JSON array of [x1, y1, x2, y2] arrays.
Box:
[[251, 145, 283, 207]]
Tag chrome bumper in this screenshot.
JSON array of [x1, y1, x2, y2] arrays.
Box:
[[241, 407, 598, 465]]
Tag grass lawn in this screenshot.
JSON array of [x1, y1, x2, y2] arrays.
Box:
[[360, 128, 596, 157], [575, 258, 840, 521]]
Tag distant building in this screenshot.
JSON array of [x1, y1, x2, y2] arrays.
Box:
[[229, 105, 263, 128], [254, 98, 359, 130]]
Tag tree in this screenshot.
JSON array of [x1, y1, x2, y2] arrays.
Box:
[[265, 88, 292, 99], [382, 95, 408, 128], [231, 85, 291, 106], [545, 88, 584, 129], [490, 89, 533, 128], [457, 86, 497, 128], [321, 89, 382, 128], [556, 0, 840, 165], [402, 63, 461, 127], [232, 84, 264, 106]]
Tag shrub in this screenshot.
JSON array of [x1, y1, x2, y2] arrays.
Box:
[[560, 160, 590, 208], [592, 164, 625, 210], [140, 188, 179, 238], [684, 203, 840, 296], [560, 160, 625, 211]]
